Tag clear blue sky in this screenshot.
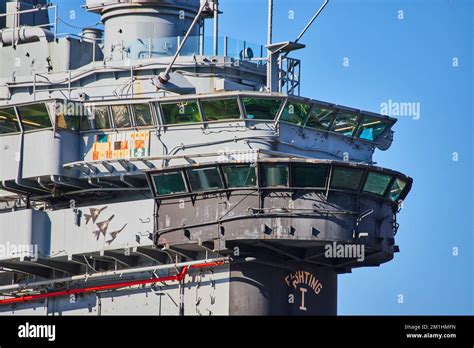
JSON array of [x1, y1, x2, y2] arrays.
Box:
[[58, 0, 473, 315]]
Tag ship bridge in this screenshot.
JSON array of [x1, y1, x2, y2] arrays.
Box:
[[0, 90, 396, 205], [0, 0, 412, 316]]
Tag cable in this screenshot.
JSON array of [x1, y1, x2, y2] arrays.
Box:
[[58, 17, 102, 31]]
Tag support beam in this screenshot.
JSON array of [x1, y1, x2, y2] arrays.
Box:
[[0, 261, 52, 278], [167, 246, 198, 261], [25, 258, 83, 275], [103, 250, 139, 267], [134, 247, 169, 264], [257, 241, 304, 261]]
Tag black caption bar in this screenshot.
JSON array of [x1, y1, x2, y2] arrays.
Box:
[[0, 316, 473, 347]]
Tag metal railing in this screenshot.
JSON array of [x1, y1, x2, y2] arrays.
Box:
[[119, 35, 266, 65], [0, 3, 58, 45], [279, 56, 301, 96]]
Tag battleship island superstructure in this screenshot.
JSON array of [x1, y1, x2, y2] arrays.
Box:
[[0, 0, 412, 315]]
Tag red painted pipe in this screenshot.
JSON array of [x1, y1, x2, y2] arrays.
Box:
[[0, 260, 225, 306]]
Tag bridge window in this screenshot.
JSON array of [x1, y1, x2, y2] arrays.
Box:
[[293, 164, 328, 188], [17, 104, 52, 131], [331, 111, 359, 136], [186, 166, 224, 192], [161, 100, 201, 125], [56, 103, 89, 131], [356, 116, 389, 142], [330, 167, 364, 190], [93, 106, 111, 129], [133, 104, 153, 126], [363, 171, 392, 196], [280, 102, 311, 125], [153, 171, 187, 196], [80, 114, 92, 131], [223, 165, 257, 188], [243, 97, 282, 120], [0, 108, 20, 134], [262, 164, 289, 187], [305, 106, 335, 131], [389, 178, 407, 201], [201, 98, 241, 121], [111, 105, 132, 128]]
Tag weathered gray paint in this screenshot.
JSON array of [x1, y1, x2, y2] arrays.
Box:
[[0, 0, 412, 316]]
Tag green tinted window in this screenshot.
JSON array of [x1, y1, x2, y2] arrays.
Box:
[[201, 98, 241, 121], [356, 117, 389, 141], [133, 104, 153, 126], [330, 167, 364, 190], [243, 98, 282, 120], [280, 102, 311, 125], [186, 167, 224, 192], [111, 105, 131, 128], [223, 165, 257, 188], [161, 101, 201, 124], [293, 165, 329, 188], [93, 106, 111, 129], [0, 108, 20, 134], [81, 114, 92, 131], [305, 106, 335, 131], [331, 112, 359, 136], [17, 104, 52, 131], [389, 178, 407, 202], [153, 171, 187, 196], [262, 164, 289, 187], [363, 172, 392, 196], [56, 103, 88, 131]]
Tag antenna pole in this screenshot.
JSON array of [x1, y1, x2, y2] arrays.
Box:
[[267, 0, 273, 47], [282, 0, 329, 60], [213, 0, 219, 55], [295, 0, 329, 44], [266, 0, 273, 91], [159, 0, 209, 84]]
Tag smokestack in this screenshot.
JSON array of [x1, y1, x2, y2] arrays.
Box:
[[85, 0, 201, 60]]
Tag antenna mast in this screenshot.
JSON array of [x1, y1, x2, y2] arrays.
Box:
[[266, 0, 273, 90], [266, 0, 330, 93]]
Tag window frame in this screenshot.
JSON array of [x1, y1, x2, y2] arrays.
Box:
[[329, 108, 363, 137], [290, 163, 330, 189], [362, 170, 394, 197], [0, 107, 22, 135], [16, 103, 53, 132], [54, 102, 93, 132], [241, 96, 286, 121], [303, 102, 337, 131], [387, 176, 408, 202], [130, 103, 155, 128], [200, 97, 244, 123], [185, 165, 226, 193], [221, 163, 258, 189], [147, 160, 411, 205], [355, 115, 390, 142], [260, 163, 290, 188], [110, 104, 133, 129], [86, 105, 112, 130], [329, 165, 366, 192], [159, 99, 203, 126], [278, 100, 313, 126], [152, 169, 189, 197]]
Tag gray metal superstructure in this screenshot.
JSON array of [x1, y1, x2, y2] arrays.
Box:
[[0, 0, 412, 315]]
